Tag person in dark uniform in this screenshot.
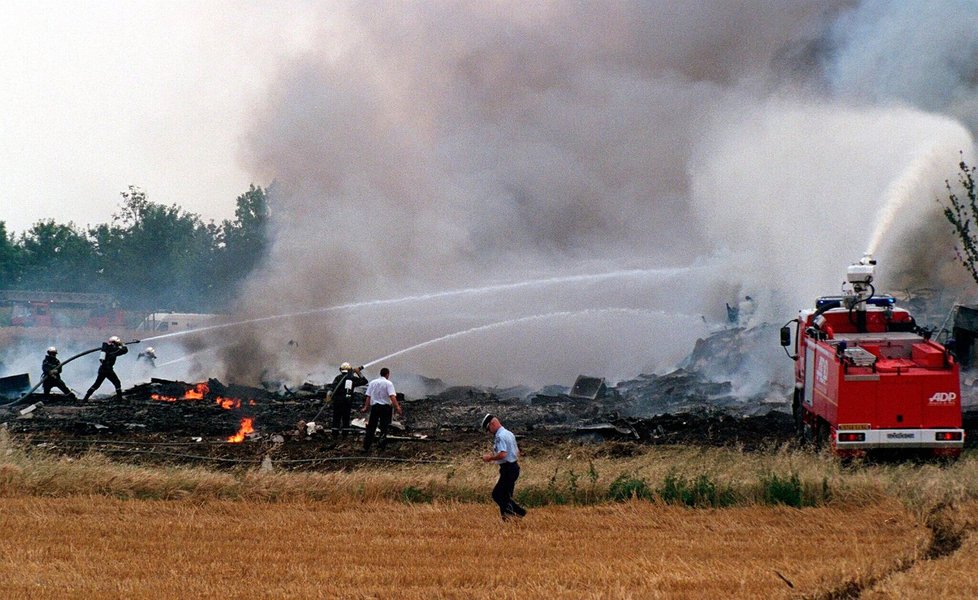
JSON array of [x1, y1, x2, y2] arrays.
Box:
[[41, 347, 75, 400], [136, 346, 157, 368], [83, 336, 129, 400], [328, 362, 367, 436], [481, 413, 527, 520]]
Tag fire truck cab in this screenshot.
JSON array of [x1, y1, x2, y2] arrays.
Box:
[[782, 256, 963, 458]]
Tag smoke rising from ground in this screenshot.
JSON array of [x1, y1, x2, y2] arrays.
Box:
[[215, 1, 977, 389]]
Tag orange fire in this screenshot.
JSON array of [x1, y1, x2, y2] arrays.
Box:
[[227, 417, 254, 443], [185, 383, 208, 400], [215, 397, 241, 409], [150, 382, 246, 411]]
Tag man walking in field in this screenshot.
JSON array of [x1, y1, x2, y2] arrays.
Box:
[[482, 414, 527, 520], [361, 367, 402, 452]]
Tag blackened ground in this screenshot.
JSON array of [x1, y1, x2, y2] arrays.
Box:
[[0, 374, 799, 468], [4, 364, 975, 469]]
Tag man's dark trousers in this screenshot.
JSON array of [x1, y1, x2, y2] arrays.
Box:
[[331, 396, 353, 436], [492, 461, 526, 518], [363, 404, 393, 452]]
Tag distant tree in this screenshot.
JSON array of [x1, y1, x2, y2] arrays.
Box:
[[91, 186, 218, 311], [215, 184, 270, 304], [0, 221, 23, 288], [224, 184, 269, 267], [18, 220, 99, 291], [941, 159, 978, 286], [4, 184, 270, 312]]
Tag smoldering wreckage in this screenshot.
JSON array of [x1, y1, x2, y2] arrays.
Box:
[[1, 317, 977, 467]]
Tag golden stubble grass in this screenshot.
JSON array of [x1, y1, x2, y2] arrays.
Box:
[[862, 502, 978, 599], [7, 434, 978, 597], [0, 496, 924, 600], [863, 529, 978, 600]]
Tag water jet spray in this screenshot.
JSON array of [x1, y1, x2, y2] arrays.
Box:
[[138, 265, 702, 342], [361, 307, 706, 369], [864, 143, 946, 256]]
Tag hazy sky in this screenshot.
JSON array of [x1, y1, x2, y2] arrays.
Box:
[[0, 1, 321, 234]]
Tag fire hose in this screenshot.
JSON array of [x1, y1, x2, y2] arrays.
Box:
[[308, 365, 365, 424], [0, 339, 141, 408]]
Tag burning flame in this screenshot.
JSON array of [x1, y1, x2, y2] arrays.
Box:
[[185, 383, 208, 400], [216, 397, 241, 409], [150, 382, 245, 410], [227, 417, 254, 443]]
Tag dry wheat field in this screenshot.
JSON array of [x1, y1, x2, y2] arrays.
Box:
[[0, 497, 925, 599], [3, 433, 978, 598]]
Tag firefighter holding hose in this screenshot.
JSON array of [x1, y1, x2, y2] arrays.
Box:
[[328, 362, 367, 437], [83, 336, 129, 400], [41, 347, 76, 400]]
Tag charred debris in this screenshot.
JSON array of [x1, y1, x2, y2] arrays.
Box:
[[0, 372, 795, 453], [0, 325, 801, 457]]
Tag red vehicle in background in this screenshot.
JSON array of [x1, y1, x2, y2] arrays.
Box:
[[2, 290, 126, 329], [781, 256, 963, 458]]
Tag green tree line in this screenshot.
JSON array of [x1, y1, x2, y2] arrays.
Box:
[[0, 185, 270, 313]]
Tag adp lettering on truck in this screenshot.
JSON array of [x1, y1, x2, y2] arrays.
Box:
[[780, 256, 963, 459]]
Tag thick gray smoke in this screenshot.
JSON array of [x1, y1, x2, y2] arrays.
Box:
[[213, 0, 977, 390]]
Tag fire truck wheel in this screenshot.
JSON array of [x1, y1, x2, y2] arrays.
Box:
[[814, 420, 829, 451], [792, 391, 805, 439]]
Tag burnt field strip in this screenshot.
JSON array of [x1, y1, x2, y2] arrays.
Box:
[[0, 372, 802, 465]]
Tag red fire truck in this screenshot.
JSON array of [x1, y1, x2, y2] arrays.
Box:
[[781, 256, 963, 458]]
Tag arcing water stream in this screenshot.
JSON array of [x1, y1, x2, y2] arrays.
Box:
[[139, 265, 702, 344], [133, 263, 715, 386], [361, 308, 708, 369], [864, 143, 946, 256]]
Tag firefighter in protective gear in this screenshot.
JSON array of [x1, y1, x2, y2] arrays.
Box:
[[83, 336, 129, 400], [41, 347, 75, 400], [137, 346, 157, 367], [328, 362, 367, 437]]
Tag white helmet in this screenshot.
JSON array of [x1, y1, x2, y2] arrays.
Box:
[[46, 347, 57, 355], [146, 347, 156, 356], [108, 335, 122, 345], [339, 362, 352, 371]]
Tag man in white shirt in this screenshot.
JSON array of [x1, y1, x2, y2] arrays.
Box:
[[481, 413, 527, 520], [361, 367, 402, 452]]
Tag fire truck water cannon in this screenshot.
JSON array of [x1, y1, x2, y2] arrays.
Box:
[[779, 256, 963, 459], [844, 254, 876, 311]]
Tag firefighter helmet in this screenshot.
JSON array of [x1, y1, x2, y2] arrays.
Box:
[[46, 347, 57, 355], [339, 362, 352, 371], [108, 336, 122, 345]]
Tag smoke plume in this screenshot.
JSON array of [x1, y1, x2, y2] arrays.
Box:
[[215, 0, 978, 389]]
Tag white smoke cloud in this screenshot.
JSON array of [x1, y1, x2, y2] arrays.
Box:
[[689, 99, 976, 319], [218, 0, 978, 389], [825, 0, 978, 132]]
